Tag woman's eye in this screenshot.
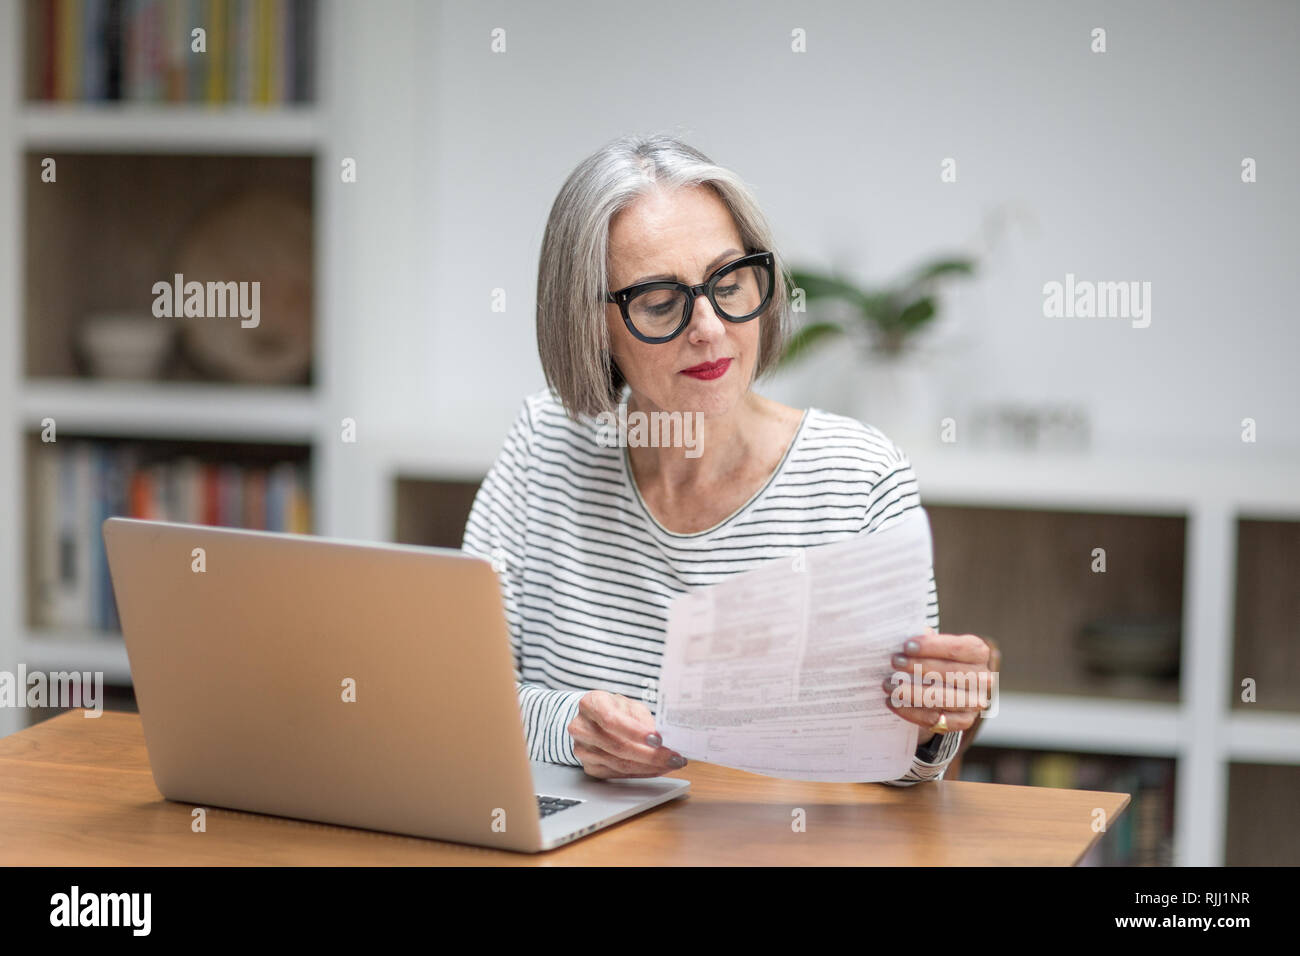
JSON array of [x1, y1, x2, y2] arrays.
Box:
[[716, 283, 741, 297]]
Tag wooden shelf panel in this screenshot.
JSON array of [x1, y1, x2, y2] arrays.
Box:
[[1225, 762, 1300, 865], [1232, 518, 1300, 714]]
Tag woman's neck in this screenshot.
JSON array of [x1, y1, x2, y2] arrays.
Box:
[[624, 389, 774, 495]]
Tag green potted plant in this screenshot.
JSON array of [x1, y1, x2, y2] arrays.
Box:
[[778, 255, 977, 441], [780, 256, 976, 364]]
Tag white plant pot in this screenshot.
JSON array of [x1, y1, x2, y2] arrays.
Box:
[[847, 349, 936, 449]]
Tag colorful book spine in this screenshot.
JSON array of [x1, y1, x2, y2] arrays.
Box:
[[56, 0, 83, 101], [103, 0, 124, 99], [70, 443, 94, 630], [30, 445, 62, 628], [233, 0, 253, 103], [81, 0, 106, 100], [293, 0, 314, 102], [40, 0, 56, 100], [206, 0, 226, 103], [186, 0, 204, 100], [29, 441, 311, 632], [243, 468, 267, 530], [253, 0, 271, 104], [31, 0, 314, 103], [145, 0, 166, 101], [164, 0, 182, 100]]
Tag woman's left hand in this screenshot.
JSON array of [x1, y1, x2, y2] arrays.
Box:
[[882, 627, 998, 746]]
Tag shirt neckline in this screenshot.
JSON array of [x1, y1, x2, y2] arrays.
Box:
[[619, 407, 812, 540]]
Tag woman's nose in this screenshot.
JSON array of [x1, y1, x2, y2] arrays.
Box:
[[684, 292, 726, 339]]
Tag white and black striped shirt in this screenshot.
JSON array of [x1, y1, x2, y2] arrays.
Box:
[[461, 387, 962, 784]]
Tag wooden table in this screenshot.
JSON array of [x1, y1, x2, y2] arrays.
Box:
[[0, 711, 1128, 865]]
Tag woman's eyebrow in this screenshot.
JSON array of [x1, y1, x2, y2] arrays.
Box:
[[625, 247, 742, 286]]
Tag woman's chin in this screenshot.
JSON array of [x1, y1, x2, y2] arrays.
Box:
[[672, 381, 745, 419]]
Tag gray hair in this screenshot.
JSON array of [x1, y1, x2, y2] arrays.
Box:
[[536, 133, 792, 420]]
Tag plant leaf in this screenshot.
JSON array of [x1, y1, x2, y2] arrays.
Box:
[[909, 258, 976, 285], [787, 270, 868, 306], [778, 320, 845, 367], [861, 291, 900, 326], [897, 297, 936, 331]]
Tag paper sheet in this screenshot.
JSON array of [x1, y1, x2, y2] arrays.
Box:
[[656, 508, 933, 781]]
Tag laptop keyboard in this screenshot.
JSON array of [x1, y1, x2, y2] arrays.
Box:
[[536, 794, 584, 818]]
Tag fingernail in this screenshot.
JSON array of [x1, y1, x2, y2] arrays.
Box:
[[668, 754, 686, 768], [904, 640, 921, 654], [645, 733, 662, 747], [891, 654, 908, 668]]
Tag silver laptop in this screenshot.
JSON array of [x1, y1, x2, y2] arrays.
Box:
[[102, 518, 689, 852]]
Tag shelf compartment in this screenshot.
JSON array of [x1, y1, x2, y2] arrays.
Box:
[[1225, 762, 1300, 865], [24, 151, 313, 383], [23, 431, 313, 635], [392, 477, 483, 549], [1231, 518, 1300, 714], [926, 505, 1186, 704]]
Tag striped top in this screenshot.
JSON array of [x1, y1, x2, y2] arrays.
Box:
[[461, 387, 962, 785]]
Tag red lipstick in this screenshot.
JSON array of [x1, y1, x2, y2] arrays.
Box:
[[680, 358, 731, 381]]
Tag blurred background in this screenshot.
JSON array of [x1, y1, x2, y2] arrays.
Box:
[[1, 0, 1297, 866]]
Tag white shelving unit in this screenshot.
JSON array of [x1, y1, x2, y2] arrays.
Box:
[[357, 433, 1300, 866], [14, 630, 134, 685], [0, 2, 348, 736], [21, 380, 320, 442], [18, 104, 323, 154], [909, 442, 1300, 867]]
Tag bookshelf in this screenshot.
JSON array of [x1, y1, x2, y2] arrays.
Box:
[[0, 1, 344, 732], [915, 447, 1300, 867]]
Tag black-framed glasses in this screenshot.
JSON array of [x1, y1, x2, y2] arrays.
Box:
[[605, 251, 775, 344]]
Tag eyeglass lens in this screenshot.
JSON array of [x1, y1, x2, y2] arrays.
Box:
[[626, 261, 771, 337]]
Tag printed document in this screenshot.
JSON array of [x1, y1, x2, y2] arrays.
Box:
[[656, 508, 933, 781]]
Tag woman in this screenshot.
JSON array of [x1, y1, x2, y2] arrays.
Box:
[[463, 134, 995, 783]]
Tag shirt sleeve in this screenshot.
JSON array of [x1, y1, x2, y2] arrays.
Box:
[[862, 434, 963, 786], [461, 395, 586, 766]]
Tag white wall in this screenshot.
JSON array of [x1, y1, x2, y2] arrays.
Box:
[[337, 0, 1300, 466]]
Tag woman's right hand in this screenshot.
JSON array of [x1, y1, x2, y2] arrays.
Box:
[[569, 690, 688, 779]]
